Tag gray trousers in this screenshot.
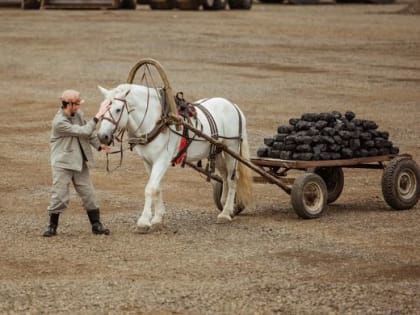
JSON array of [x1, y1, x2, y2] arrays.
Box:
[[47, 163, 99, 214]]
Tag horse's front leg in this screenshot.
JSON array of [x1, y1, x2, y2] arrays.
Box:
[[136, 159, 169, 233]]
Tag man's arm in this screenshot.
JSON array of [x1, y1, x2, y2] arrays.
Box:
[[54, 101, 110, 138], [55, 118, 98, 138]]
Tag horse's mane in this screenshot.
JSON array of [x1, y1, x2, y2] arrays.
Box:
[[112, 84, 133, 98]]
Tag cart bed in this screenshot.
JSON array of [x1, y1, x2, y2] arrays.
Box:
[[250, 154, 410, 170]]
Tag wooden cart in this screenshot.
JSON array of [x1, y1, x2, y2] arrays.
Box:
[[207, 154, 419, 219]]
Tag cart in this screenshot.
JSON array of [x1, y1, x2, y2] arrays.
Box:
[[126, 58, 420, 220], [178, 117, 419, 219], [205, 154, 420, 219], [248, 154, 420, 218]]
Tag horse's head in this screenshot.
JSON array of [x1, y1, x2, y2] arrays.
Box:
[[97, 85, 131, 145]]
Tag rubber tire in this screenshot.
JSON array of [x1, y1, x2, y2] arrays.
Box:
[[176, 0, 201, 9], [203, 0, 227, 9], [22, 0, 40, 9], [150, 0, 176, 9], [289, 0, 320, 4], [335, 0, 364, 3], [366, 0, 395, 3], [228, 0, 252, 9], [309, 167, 344, 204], [291, 173, 327, 219], [381, 158, 420, 210], [212, 179, 245, 216], [120, 0, 137, 9]]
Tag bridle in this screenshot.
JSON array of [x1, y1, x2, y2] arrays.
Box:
[[101, 89, 155, 172], [102, 97, 131, 135], [101, 96, 133, 172]]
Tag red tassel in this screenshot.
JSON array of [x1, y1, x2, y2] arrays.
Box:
[[174, 137, 187, 165]]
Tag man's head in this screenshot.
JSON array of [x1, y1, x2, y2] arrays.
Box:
[[60, 89, 84, 116]]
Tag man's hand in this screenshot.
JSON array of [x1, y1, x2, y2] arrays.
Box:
[[100, 144, 111, 153], [95, 100, 111, 120]]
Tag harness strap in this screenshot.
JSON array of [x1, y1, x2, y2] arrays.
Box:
[[171, 131, 192, 167], [195, 102, 220, 181], [128, 117, 170, 148], [159, 88, 171, 118], [170, 93, 199, 166]]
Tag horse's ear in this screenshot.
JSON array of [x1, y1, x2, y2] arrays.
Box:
[[98, 85, 109, 97]]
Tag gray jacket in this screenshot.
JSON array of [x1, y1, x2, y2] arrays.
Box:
[[50, 109, 101, 172]]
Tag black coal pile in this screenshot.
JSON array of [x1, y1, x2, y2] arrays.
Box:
[[257, 111, 400, 161]]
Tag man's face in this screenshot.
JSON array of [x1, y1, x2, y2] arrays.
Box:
[[62, 92, 82, 116], [61, 90, 83, 116], [69, 101, 81, 116]]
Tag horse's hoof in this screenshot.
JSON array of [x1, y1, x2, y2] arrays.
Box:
[[216, 214, 232, 224], [136, 224, 151, 234]]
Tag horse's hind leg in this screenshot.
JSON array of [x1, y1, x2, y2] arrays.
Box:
[[215, 156, 228, 207], [217, 154, 237, 224], [137, 161, 153, 233]]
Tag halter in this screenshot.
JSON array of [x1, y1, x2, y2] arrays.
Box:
[[102, 97, 131, 131], [101, 95, 133, 172], [101, 89, 167, 171]]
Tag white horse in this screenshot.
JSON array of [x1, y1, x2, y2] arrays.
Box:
[[97, 83, 253, 233]]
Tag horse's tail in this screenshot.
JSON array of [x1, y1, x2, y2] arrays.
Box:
[[236, 129, 254, 210]]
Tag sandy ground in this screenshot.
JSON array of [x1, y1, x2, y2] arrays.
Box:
[[0, 2, 419, 314]]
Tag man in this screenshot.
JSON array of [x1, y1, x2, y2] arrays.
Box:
[[43, 89, 111, 237]]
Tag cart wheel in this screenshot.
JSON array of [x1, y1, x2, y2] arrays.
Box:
[[22, 0, 41, 9], [119, 0, 137, 9], [176, 0, 201, 10], [213, 180, 224, 211], [228, 0, 252, 9], [149, 0, 176, 9], [291, 173, 327, 219], [203, 0, 227, 9], [212, 178, 244, 215], [308, 167, 344, 204], [381, 157, 420, 210]]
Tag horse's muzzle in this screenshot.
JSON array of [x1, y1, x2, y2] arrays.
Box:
[[98, 132, 113, 146]]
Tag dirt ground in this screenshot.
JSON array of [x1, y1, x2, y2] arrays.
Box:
[[0, 1, 419, 314]]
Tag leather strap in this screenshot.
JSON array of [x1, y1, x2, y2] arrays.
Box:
[[194, 103, 219, 181], [128, 117, 170, 147]]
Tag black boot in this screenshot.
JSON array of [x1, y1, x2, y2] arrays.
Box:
[[87, 209, 110, 235], [43, 213, 59, 237]]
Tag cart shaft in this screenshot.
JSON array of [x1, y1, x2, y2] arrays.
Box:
[[181, 121, 292, 194]]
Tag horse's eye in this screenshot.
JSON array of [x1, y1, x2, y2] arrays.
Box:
[[116, 109, 121, 113]]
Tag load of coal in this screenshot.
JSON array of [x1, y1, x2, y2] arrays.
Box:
[[257, 111, 400, 161]]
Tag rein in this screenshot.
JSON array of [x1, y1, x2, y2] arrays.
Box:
[[104, 127, 127, 172], [102, 96, 132, 172]]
